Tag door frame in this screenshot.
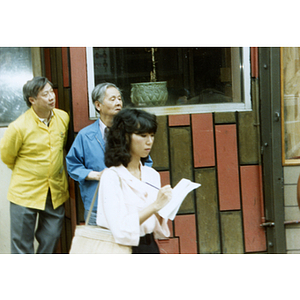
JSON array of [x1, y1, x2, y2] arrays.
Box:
[[259, 47, 286, 253]]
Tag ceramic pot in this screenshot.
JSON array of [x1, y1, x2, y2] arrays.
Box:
[[130, 81, 168, 106]]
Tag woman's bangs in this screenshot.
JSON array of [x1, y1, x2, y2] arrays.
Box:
[[134, 117, 157, 134]]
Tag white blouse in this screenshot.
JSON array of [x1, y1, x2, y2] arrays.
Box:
[[96, 164, 170, 246]]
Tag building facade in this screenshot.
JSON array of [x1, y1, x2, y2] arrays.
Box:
[[0, 47, 299, 253]]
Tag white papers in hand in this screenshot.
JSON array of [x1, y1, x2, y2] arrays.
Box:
[[158, 178, 201, 220]]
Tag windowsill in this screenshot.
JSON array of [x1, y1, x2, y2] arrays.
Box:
[[89, 102, 252, 120], [139, 102, 252, 116]]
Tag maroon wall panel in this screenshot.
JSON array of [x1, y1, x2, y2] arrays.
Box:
[[250, 47, 258, 79], [174, 215, 197, 254], [54, 89, 59, 108], [240, 165, 266, 252], [156, 220, 178, 253], [156, 238, 180, 254], [62, 47, 70, 88], [168, 114, 190, 126], [215, 124, 240, 210], [68, 178, 77, 235], [192, 113, 215, 168], [159, 171, 170, 187], [69, 47, 93, 132], [44, 48, 51, 82]]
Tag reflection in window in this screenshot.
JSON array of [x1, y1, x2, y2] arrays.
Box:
[[282, 47, 300, 162], [91, 47, 244, 107], [0, 47, 33, 126]]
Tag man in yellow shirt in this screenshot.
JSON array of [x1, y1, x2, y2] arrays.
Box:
[[0, 77, 69, 254]]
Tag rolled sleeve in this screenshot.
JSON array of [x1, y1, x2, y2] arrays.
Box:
[[66, 135, 93, 183]]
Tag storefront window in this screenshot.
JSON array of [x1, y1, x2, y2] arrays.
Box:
[[0, 47, 33, 127], [281, 47, 300, 165], [86, 47, 251, 118]]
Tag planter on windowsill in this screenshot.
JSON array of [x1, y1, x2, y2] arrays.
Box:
[[130, 81, 168, 107]]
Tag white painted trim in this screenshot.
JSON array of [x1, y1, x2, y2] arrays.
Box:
[[86, 47, 252, 118], [86, 47, 98, 119]]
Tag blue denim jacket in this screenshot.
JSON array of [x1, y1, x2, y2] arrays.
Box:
[[66, 119, 153, 213]]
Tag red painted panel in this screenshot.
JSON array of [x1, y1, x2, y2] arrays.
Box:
[[174, 215, 197, 254], [156, 238, 179, 254], [168, 114, 190, 126], [44, 48, 51, 82], [159, 171, 170, 187], [68, 178, 77, 236], [62, 47, 70, 88], [240, 166, 266, 252], [191, 113, 215, 168], [258, 165, 265, 223], [250, 47, 258, 79], [69, 47, 93, 132], [167, 220, 174, 237], [215, 125, 240, 210], [54, 89, 59, 108]]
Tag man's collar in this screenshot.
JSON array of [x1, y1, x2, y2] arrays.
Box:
[[99, 118, 107, 140], [38, 110, 54, 126]]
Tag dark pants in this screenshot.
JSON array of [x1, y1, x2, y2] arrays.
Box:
[[132, 233, 160, 254], [10, 190, 65, 254]]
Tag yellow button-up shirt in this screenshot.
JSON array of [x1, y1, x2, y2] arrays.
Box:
[[0, 107, 69, 210]]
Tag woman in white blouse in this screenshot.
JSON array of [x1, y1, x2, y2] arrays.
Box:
[[96, 108, 172, 253]]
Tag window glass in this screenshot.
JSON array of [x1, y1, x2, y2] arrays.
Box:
[[0, 47, 33, 127], [281, 47, 300, 164], [87, 47, 251, 118]]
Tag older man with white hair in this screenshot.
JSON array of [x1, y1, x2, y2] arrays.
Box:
[[66, 82, 153, 225]]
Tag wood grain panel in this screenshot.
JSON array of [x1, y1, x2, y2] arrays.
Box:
[[151, 116, 169, 170], [238, 112, 259, 165], [169, 127, 194, 213], [220, 211, 244, 253], [195, 168, 221, 253]]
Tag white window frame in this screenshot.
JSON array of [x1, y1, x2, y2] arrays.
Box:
[[86, 47, 251, 119]]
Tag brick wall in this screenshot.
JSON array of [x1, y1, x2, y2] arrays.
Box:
[[67, 47, 268, 254]]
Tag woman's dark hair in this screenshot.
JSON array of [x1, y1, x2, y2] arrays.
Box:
[[105, 108, 157, 167]]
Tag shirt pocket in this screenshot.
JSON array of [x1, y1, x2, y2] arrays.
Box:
[[52, 130, 66, 151]]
